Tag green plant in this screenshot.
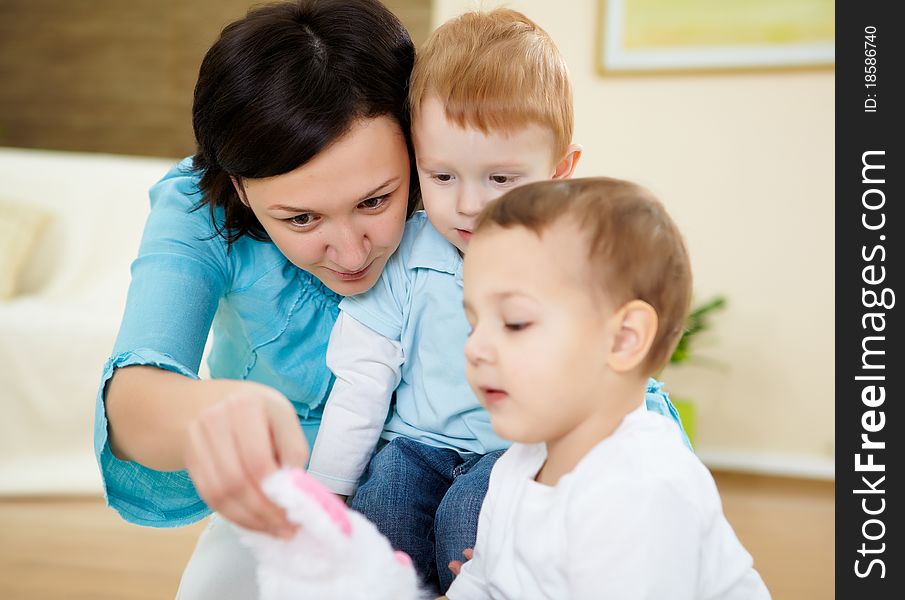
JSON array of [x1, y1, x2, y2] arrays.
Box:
[[666, 295, 727, 448], [670, 296, 727, 365]]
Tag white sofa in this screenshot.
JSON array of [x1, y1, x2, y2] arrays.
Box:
[[0, 147, 182, 494]]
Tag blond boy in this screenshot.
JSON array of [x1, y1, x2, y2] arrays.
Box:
[[308, 10, 687, 593], [447, 178, 770, 599]]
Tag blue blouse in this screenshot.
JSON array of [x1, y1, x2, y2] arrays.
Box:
[[93, 159, 341, 527]]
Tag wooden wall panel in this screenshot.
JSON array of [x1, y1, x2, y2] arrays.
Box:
[[0, 0, 431, 158]]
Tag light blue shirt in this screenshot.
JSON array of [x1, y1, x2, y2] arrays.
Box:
[[341, 212, 691, 456], [340, 212, 506, 454], [94, 159, 341, 527], [95, 165, 689, 528]]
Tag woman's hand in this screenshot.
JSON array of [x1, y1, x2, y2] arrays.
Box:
[[183, 386, 310, 537]]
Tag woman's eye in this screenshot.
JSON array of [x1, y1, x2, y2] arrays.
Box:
[[288, 213, 318, 228], [359, 194, 389, 210], [504, 322, 530, 332]]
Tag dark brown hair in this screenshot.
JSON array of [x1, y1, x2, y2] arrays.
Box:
[[475, 177, 693, 373], [191, 0, 419, 244]]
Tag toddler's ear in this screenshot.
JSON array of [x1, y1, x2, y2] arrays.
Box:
[[552, 144, 583, 180], [607, 300, 657, 372]]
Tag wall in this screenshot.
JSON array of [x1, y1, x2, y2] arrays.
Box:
[[0, 0, 431, 158], [434, 0, 835, 476]]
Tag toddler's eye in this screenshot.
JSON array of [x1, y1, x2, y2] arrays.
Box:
[[490, 175, 516, 185], [504, 322, 530, 332], [433, 173, 453, 183]]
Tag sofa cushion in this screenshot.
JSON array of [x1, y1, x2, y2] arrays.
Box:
[[0, 199, 53, 300], [0, 147, 179, 494]]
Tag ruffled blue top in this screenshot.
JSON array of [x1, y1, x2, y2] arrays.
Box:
[[93, 159, 340, 527]]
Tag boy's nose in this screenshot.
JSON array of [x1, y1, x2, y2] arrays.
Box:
[[464, 329, 492, 364], [456, 187, 486, 218]]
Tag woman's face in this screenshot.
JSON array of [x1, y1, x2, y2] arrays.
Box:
[[239, 117, 411, 296]]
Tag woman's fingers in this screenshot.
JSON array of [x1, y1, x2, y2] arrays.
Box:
[[193, 403, 275, 532], [186, 414, 266, 531], [184, 391, 297, 536], [229, 393, 297, 535], [264, 391, 311, 470], [214, 496, 273, 534]]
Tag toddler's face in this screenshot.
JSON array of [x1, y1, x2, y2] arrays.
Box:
[[412, 96, 559, 254], [462, 222, 619, 444]]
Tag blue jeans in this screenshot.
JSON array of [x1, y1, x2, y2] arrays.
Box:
[[350, 437, 504, 594]]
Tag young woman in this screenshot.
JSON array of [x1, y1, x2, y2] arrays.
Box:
[[94, 1, 418, 596]]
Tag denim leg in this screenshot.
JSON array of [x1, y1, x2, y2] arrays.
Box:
[[350, 437, 458, 593], [434, 449, 505, 593]]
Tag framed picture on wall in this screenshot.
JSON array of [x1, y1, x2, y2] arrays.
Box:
[[598, 0, 835, 74]]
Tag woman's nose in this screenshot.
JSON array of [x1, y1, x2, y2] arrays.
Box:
[[328, 225, 371, 272]]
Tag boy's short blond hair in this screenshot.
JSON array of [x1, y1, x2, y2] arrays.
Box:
[[475, 178, 693, 374], [409, 8, 573, 159]]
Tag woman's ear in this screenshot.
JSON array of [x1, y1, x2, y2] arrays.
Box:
[[552, 144, 583, 180], [606, 300, 658, 373], [231, 176, 250, 207]]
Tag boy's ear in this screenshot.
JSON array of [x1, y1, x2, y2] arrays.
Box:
[[552, 143, 583, 180], [606, 300, 658, 373], [231, 176, 250, 207]]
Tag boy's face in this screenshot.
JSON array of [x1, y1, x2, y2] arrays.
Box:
[[462, 222, 619, 444], [413, 96, 560, 254]]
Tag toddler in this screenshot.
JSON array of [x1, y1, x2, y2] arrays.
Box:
[[446, 178, 770, 599]]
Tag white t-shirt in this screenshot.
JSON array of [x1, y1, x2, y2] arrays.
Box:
[[447, 406, 771, 600]]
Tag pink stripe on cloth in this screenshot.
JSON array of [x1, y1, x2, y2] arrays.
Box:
[[291, 469, 352, 537]]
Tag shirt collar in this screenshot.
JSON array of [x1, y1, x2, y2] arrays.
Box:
[[405, 214, 463, 279]]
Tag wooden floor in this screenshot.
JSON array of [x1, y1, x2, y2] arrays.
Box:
[[712, 473, 834, 599], [0, 472, 833, 599]]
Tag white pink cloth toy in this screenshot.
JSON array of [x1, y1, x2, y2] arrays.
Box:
[[235, 467, 428, 600]]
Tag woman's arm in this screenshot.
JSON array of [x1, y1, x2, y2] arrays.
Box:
[[107, 366, 287, 469], [96, 162, 306, 534], [107, 365, 309, 536]]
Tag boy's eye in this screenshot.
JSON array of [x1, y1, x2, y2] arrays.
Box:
[[359, 194, 390, 210], [504, 322, 531, 332]]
